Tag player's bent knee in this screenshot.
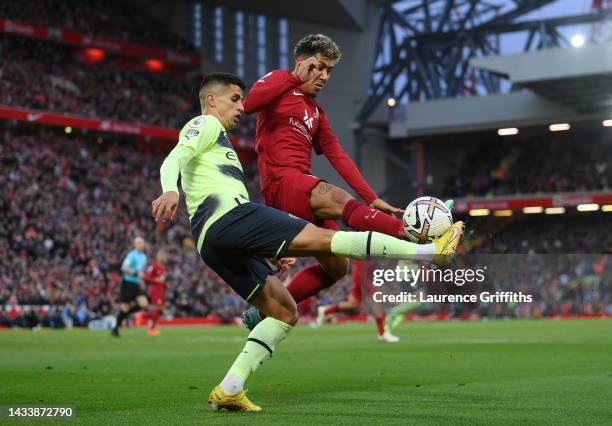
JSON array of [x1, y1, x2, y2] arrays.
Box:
[[267, 303, 298, 326], [254, 275, 299, 326], [279, 308, 299, 326], [311, 182, 352, 219]]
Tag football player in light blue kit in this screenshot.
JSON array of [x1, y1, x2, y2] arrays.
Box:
[[112, 236, 149, 337]]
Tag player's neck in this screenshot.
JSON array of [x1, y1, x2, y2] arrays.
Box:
[[202, 110, 228, 131]]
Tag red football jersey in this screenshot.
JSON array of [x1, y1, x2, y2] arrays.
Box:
[[243, 70, 378, 205], [143, 262, 166, 294]]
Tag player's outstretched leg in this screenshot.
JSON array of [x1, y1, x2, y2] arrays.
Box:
[[242, 222, 463, 330], [210, 275, 297, 412], [286, 221, 464, 262]]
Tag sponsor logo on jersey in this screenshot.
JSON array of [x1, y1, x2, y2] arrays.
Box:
[[293, 90, 304, 96], [185, 129, 199, 140], [190, 116, 205, 128], [225, 151, 238, 161], [289, 117, 312, 141]]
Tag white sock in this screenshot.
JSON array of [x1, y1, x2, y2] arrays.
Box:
[[220, 372, 244, 395], [415, 243, 436, 262]]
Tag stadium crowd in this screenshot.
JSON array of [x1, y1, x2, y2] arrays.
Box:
[[0, 129, 270, 328], [2, 129, 610, 329], [0, 35, 201, 129], [443, 136, 611, 197], [0, 0, 194, 52]]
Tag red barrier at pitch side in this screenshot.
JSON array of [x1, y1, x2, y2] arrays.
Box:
[[0, 106, 257, 152], [454, 193, 612, 213], [0, 105, 179, 140]]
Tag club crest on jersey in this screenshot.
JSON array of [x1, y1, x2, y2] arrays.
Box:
[[303, 107, 319, 130], [190, 116, 205, 128], [185, 129, 199, 140]]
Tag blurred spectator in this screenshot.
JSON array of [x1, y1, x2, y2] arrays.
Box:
[[0, 0, 195, 52], [1, 128, 610, 328], [443, 136, 611, 197], [0, 35, 199, 128]]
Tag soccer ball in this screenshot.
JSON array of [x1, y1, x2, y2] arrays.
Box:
[[402, 196, 453, 243]]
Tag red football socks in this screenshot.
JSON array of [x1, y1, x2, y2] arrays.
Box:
[[149, 309, 161, 329], [286, 264, 337, 303], [342, 199, 406, 239], [375, 315, 386, 336]]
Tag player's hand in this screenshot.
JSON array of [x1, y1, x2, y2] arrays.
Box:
[[279, 257, 296, 268], [293, 56, 321, 83], [277, 258, 296, 281], [369, 198, 404, 215], [152, 191, 179, 223], [268, 257, 296, 281]]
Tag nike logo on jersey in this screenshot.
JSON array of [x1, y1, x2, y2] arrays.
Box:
[[293, 91, 304, 96]]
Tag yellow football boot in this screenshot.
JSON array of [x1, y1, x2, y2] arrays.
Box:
[[208, 385, 262, 412], [432, 221, 464, 265]]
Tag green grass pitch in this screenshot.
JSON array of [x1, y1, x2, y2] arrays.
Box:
[[1, 319, 611, 425]]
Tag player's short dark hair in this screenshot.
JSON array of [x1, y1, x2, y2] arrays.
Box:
[[199, 73, 245, 95], [294, 34, 342, 64], [198, 73, 245, 109]]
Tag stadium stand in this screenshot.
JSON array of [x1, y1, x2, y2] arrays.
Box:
[[0, 0, 194, 52], [0, 129, 263, 326], [443, 135, 611, 197], [0, 35, 200, 128], [1, 2, 609, 329], [1, 128, 609, 328]]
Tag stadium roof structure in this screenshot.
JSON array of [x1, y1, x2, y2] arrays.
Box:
[[190, 0, 369, 30], [390, 40, 612, 137], [356, 1, 612, 137], [471, 41, 612, 115]]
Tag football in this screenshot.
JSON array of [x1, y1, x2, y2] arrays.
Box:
[[402, 196, 453, 243]]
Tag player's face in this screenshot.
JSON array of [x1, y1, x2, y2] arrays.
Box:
[[300, 53, 335, 97], [134, 238, 145, 252], [215, 84, 244, 130]]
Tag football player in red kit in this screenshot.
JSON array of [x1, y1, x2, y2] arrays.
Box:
[[241, 34, 413, 328], [142, 250, 167, 336], [315, 260, 399, 343]]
